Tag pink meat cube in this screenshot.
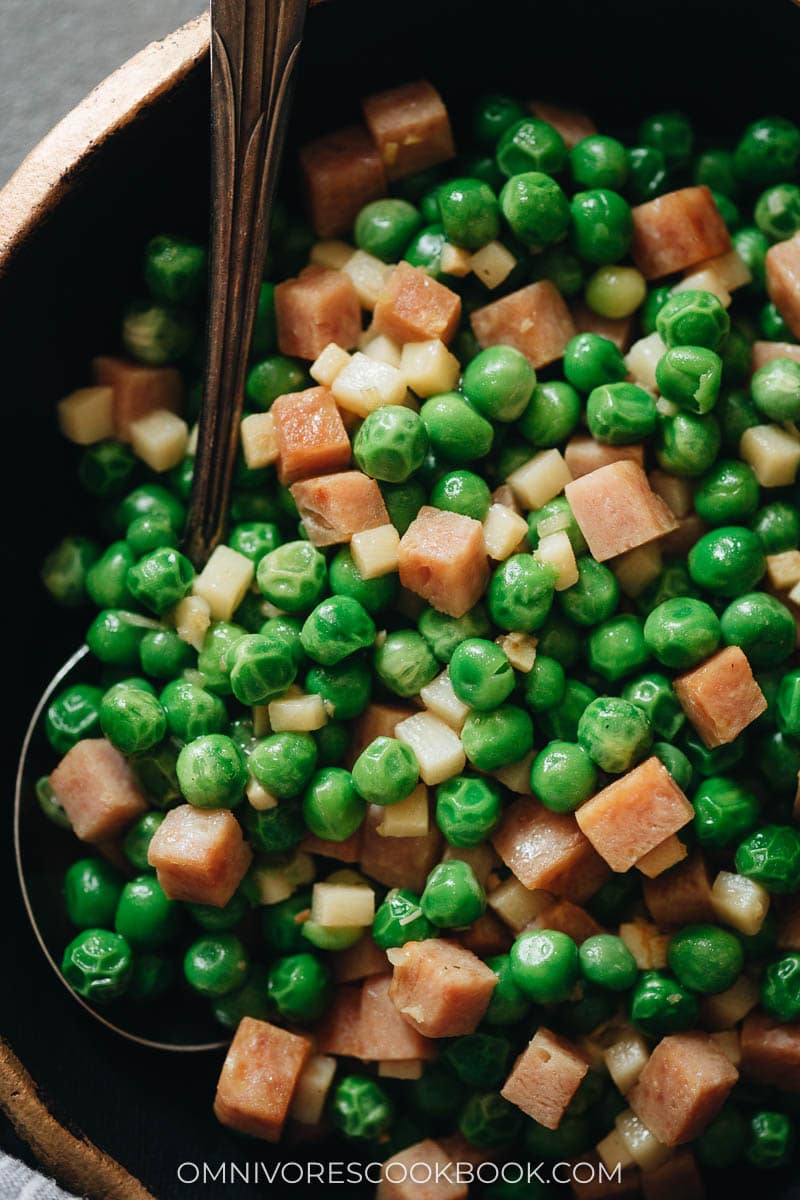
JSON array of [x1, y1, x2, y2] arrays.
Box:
[[492, 798, 609, 903], [673, 645, 767, 748], [388, 938, 497, 1038], [291, 470, 390, 546], [300, 828, 363, 863], [347, 703, 417, 765], [528, 101, 597, 148], [631, 186, 731, 280], [334, 935, 390, 983], [527, 899, 605, 944], [275, 266, 362, 361], [373, 261, 461, 344], [362, 81, 455, 181], [398, 505, 489, 618], [565, 460, 678, 561], [471, 280, 576, 368], [214, 1017, 311, 1141], [377, 1140, 467, 1200], [575, 757, 694, 873], [501, 1027, 589, 1129], [271, 386, 351, 485], [359, 974, 436, 1061], [659, 512, 707, 559], [49, 738, 148, 842], [767, 234, 800, 340], [315, 984, 364, 1057], [741, 1011, 800, 1092], [642, 854, 715, 927], [92, 356, 182, 443], [360, 803, 442, 894], [564, 436, 645, 480], [299, 124, 386, 238], [570, 300, 633, 351], [458, 911, 513, 958], [751, 340, 800, 372], [641, 1150, 705, 1200], [629, 1032, 738, 1146], [147, 804, 252, 907]]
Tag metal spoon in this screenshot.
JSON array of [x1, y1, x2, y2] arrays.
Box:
[[15, 0, 310, 1050]]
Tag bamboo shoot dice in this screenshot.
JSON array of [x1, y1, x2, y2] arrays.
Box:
[[508, 449, 573, 510], [535, 530, 579, 590], [419, 670, 470, 731], [766, 550, 800, 591], [268, 692, 327, 732], [342, 250, 395, 310], [351, 524, 401, 578], [710, 871, 769, 936], [332, 352, 407, 416], [129, 408, 189, 472], [470, 240, 516, 289], [361, 331, 402, 367], [193, 545, 254, 621], [625, 333, 666, 392], [605, 1031, 650, 1094], [740, 423, 800, 487], [57, 386, 114, 444], [395, 711, 465, 785], [615, 1109, 671, 1172], [240, 411, 279, 469], [171, 594, 211, 651], [311, 882, 375, 927], [482, 503, 529, 560], [290, 1054, 337, 1124], [310, 240, 355, 270], [399, 339, 460, 397], [310, 342, 351, 387], [376, 784, 430, 837], [701, 975, 760, 1031], [488, 876, 552, 931]]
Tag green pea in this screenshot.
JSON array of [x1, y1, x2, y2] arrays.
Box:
[[100, 682, 166, 754], [78, 441, 136, 499], [761, 952, 800, 1022], [300, 596, 376, 667], [354, 198, 422, 261], [418, 604, 490, 663], [656, 289, 730, 351], [435, 774, 502, 846], [668, 923, 744, 995], [122, 300, 193, 365], [250, 280, 277, 357], [473, 94, 526, 148], [517, 381, 581, 447], [115, 484, 185, 536], [524, 654, 566, 713], [626, 145, 668, 202], [196, 621, 245, 694], [331, 1075, 393, 1140], [656, 410, 721, 476], [721, 592, 796, 668], [302, 766, 365, 840], [430, 470, 491, 520], [639, 110, 693, 168], [733, 227, 769, 294], [584, 265, 646, 319], [45, 684, 104, 754], [482, 953, 533, 1026], [159, 679, 226, 741], [587, 872, 641, 926], [224, 633, 297, 704], [328, 547, 398, 616], [373, 889, 434, 948], [421, 858, 486, 928], [187, 890, 248, 932], [577, 696, 652, 774], [694, 148, 738, 197], [210, 963, 270, 1028], [176, 734, 247, 808], [640, 285, 672, 335], [777, 668, 800, 737], [587, 614, 650, 681], [256, 540, 326, 613], [655, 345, 723, 415], [86, 542, 136, 608], [755, 183, 800, 241], [653, 742, 694, 791], [524, 1111, 593, 1163], [123, 812, 164, 872], [530, 244, 587, 297], [228, 522, 281, 566], [261, 891, 312, 954], [717, 387, 760, 452], [65, 858, 124, 929], [404, 222, 447, 278], [42, 536, 99, 607], [127, 547, 194, 616], [570, 134, 628, 189], [759, 299, 796, 342], [437, 177, 500, 250], [510, 929, 579, 1003], [629, 969, 699, 1036], [623, 674, 684, 743], [683, 729, 747, 779], [586, 381, 657, 445], [353, 406, 428, 483], [444, 1033, 512, 1090], [128, 953, 176, 1004], [563, 333, 626, 394], [488, 554, 556, 633], [734, 117, 800, 187], [449, 638, 515, 711], [530, 740, 597, 813], [695, 460, 759, 526], [752, 356, 800, 421], [374, 629, 438, 698], [130, 739, 182, 809], [250, 732, 317, 801], [183, 933, 249, 997], [246, 355, 307, 411], [419, 392, 494, 463], [643, 597, 720, 669], [538, 678, 597, 743], [696, 1104, 747, 1169], [61, 929, 133, 1004], [497, 118, 567, 177], [305, 656, 372, 720], [745, 1111, 795, 1170], [637, 561, 698, 615], [527, 496, 587, 556], [462, 346, 537, 423], [139, 629, 194, 678], [559, 557, 619, 627], [352, 737, 419, 807], [381, 479, 426, 536], [125, 512, 178, 559], [267, 952, 331, 1023], [579, 934, 638, 992], [570, 189, 633, 265], [736, 824, 800, 894], [115, 874, 182, 950], [144, 234, 206, 304], [499, 171, 570, 250], [462, 703, 533, 771], [688, 525, 766, 597]]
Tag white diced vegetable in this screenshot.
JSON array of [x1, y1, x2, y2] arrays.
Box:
[[240, 411, 279, 469], [342, 250, 394, 310], [711, 870, 770, 936], [247, 777, 278, 811], [508, 449, 573, 510], [268, 692, 327, 732], [251, 865, 294, 905], [290, 1054, 338, 1124], [193, 545, 254, 621], [361, 331, 402, 367], [440, 243, 472, 277], [399, 339, 460, 398], [186, 423, 199, 456], [709, 1030, 741, 1066], [332, 352, 407, 416], [129, 408, 189, 472], [442, 842, 499, 889], [740, 424, 800, 487], [625, 332, 666, 391], [649, 470, 693, 518], [613, 544, 663, 598], [376, 784, 429, 837], [310, 239, 354, 270], [535, 530, 579, 590], [605, 1031, 650, 1094], [310, 342, 351, 387], [482, 503, 529, 560], [596, 1128, 637, 1173], [311, 882, 375, 927], [470, 240, 517, 289], [766, 550, 800, 590], [351, 524, 401, 579], [395, 711, 465, 785], [496, 632, 537, 673], [619, 919, 669, 969], [672, 268, 732, 307], [701, 975, 760, 1031], [487, 877, 551, 932], [171, 594, 211, 650], [614, 1109, 671, 1172], [419, 670, 470, 731], [492, 750, 535, 793], [57, 386, 114, 445], [688, 249, 751, 292]]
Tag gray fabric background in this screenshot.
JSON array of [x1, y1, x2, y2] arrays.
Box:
[[0, 0, 204, 185]]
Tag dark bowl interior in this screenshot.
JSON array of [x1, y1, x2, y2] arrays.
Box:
[[4, 0, 800, 1194]]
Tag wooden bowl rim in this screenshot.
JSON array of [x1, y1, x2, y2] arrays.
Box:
[[0, 12, 210, 277]]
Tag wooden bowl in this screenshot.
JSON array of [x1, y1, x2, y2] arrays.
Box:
[[3, 1, 800, 1195]]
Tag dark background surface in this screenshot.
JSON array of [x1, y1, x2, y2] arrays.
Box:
[[4, 0, 800, 1195]]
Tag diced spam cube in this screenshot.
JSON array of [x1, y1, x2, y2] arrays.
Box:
[[631, 187, 731, 280], [360, 803, 442, 894], [528, 100, 597, 147], [373, 262, 461, 345], [362, 80, 455, 180], [458, 910, 513, 958], [398, 505, 489, 618], [564, 436, 645, 480], [636, 834, 688, 879], [331, 351, 407, 416], [740, 1011, 800, 1092], [148, 804, 253, 907], [377, 1140, 467, 1200], [92, 355, 182, 442], [348, 702, 417, 764], [642, 854, 715, 926], [570, 299, 632, 351], [388, 938, 497, 1037], [291, 471, 390, 546], [527, 898, 604, 944], [270, 386, 351, 485], [240, 411, 279, 469], [740, 423, 800, 487], [360, 974, 436, 1061], [193, 544, 254, 621], [501, 1027, 589, 1128], [766, 233, 800, 340], [315, 984, 364, 1056], [673, 646, 767, 748], [575, 757, 694, 873], [57, 386, 114, 444], [334, 935, 390, 983], [752, 340, 800, 372], [214, 1017, 311, 1141], [660, 512, 707, 559], [565, 461, 678, 562], [471, 280, 576, 368], [399, 338, 460, 397], [299, 124, 386, 238], [49, 738, 148, 842], [640, 1149, 705, 1200], [492, 798, 609, 903], [129, 408, 188, 472], [275, 266, 362, 361], [629, 1032, 738, 1146], [395, 711, 466, 786]]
